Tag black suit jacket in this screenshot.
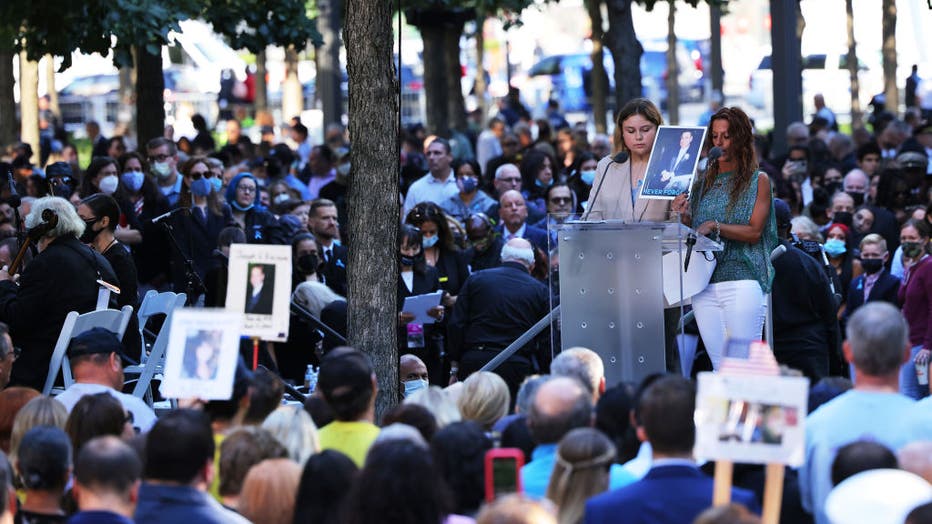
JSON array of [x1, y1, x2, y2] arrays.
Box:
[[0, 236, 119, 389], [320, 244, 348, 296], [845, 270, 901, 321], [245, 283, 275, 315], [494, 223, 550, 254], [447, 262, 549, 362], [168, 205, 235, 294]]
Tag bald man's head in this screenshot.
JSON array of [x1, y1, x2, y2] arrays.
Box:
[[527, 376, 592, 445], [400, 354, 428, 383]]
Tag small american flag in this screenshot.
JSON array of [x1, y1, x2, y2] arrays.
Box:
[[719, 340, 780, 376]]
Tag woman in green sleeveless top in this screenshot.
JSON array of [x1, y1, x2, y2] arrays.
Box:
[[673, 107, 778, 369]]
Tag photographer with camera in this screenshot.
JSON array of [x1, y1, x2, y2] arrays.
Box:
[[772, 199, 842, 381]]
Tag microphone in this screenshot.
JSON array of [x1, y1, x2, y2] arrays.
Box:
[[582, 151, 629, 221], [151, 207, 187, 224], [770, 244, 787, 262], [707, 146, 723, 164], [5, 168, 20, 208], [684, 233, 697, 271]]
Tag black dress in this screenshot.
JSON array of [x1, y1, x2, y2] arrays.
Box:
[[103, 241, 142, 362]]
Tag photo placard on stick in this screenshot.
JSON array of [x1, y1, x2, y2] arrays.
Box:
[[639, 125, 707, 200], [160, 309, 243, 400], [694, 372, 809, 467], [226, 243, 292, 341]]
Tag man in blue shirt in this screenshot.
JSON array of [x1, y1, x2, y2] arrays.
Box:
[[585, 376, 760, 524], [135, 410, 249, 524], [521, 376, 635, 498], [800, 302, 932, 524]]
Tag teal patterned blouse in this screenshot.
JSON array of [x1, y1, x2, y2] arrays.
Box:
[[692, 170, 777, 293]]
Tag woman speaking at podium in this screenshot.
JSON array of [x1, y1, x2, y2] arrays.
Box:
[[587, 97, 688, 373], [673, 107, 777, 370], [588, 98, 684, 222]]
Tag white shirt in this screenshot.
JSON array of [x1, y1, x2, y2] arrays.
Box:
[[403, 170, 459, 216], [401, 270, 414, 292], [55, 382, 157, 432], [503, 223, 527, 242]]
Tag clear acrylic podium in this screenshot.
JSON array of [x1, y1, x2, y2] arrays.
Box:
[[551, 219, 721, 387]]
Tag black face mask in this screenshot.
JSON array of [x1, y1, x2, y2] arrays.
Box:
[[847, 191, 865, 207], [297, 253, 319, 274], [80, 219, 100, 244], [824, 182, 842, 195], [399, 254, 417, 267], [902, 242, 926, 259], [833, 211, 853, 228], [861, 258, 884, 274]]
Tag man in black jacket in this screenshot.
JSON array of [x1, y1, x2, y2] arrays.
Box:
[[0, 196, 119, 389], [448, 238, 549, 398], [771, 199, 840, 382]]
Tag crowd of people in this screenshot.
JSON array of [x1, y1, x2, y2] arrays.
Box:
[[0, 78, 930, 523]]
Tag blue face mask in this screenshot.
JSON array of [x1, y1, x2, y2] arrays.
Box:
[[404, 379, 429, 398], [823, 238, 847, 257], [121, 171, 145, 193], [535, 178, 553, 188], [190, 177, 212, 197], [460, 176, 478, 193], [422, 235, 439, 249], [580, 170, 596, 186], [210, 177, 223, 193]]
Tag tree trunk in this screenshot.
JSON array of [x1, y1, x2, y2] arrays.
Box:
[[604, 0, 643, 117], [444, 21, 467, 132], [283, 47, 303, 122], [18, 52, 39, 165], [881, 0, 897, 111], [419, 24, 449, 134], [117, 66, 135, 135], [474, 18, 488, 120], [586, 0, 608, 133], [45, 55, 60, 122], [135, 46, 165, 150], [0, 49, 16, 148], [709, 2, 724, 101], [345, 0, 400, 420], [845, 0, 862, 130], [255, 49, 268, 114], [665, 0, 679, 124], [769, 0, 803, 158], [317, 0, 344, 132]]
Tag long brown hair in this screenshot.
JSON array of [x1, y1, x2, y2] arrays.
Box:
[[612, 98, 663, 155], [703, 107, 758, 206]]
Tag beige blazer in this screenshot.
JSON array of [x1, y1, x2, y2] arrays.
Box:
[[586, 156, 671, 222]]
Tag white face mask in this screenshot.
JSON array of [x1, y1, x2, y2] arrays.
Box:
[[273, 193, 291, 205], [337, 163, 351, 176], [98, 175, 119, 195], [152, 161, 173, 179]]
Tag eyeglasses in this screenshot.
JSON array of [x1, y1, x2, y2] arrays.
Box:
[[189, 169, 212, 180], [498, 177, 522, 183], [550, 197, 572, 204], [237, 185, 257, 194], [148, 153, 170, 163]]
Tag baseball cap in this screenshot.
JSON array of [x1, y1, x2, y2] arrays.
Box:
[[773, 198, 792, 230], [67, 327, 131, 363], [897, 151, 929, 170], [317, 348, 374, 401]]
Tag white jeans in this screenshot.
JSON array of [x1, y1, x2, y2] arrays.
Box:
[[692, 280, 767, 370]]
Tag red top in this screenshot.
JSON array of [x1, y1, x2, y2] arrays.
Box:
[[898, 256, 932, 348]]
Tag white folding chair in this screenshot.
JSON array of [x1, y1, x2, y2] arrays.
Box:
[[125, 291, 186, 405], [43, 305, 134, 396]]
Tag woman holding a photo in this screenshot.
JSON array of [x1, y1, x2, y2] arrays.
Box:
[[673, 107, 777, 370]]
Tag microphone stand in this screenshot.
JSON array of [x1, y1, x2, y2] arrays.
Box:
[[159, 217, 206, 306], [582, 151, 629, 221]]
